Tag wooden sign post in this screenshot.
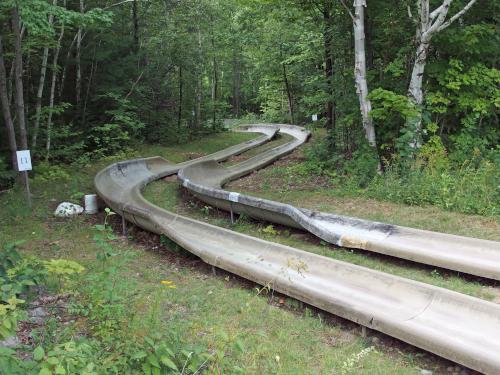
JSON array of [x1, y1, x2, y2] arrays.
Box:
[[16, 150, 32, 208]]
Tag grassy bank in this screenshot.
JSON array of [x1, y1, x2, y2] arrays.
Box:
[[1, 130, 495, 374]]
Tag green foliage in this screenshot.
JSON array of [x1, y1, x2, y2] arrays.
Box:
[[87, 94, 145, 159], [0, 296, 25, 340], [93, 208, 118, 265], [33, 162, 71, 183], [369, 88, 420, 158], [427, 60, 500, 164], [342, 145, 380, 188], [259, 225, 278, 236], [0, 242, 47, 301], [44, 259, 85, 277], [356, 156, 498, 217], [369, 88, 419, 122], [44, 259, 85, 291], [0, 347, 38, 375], [64, 216, 212, 374], [417, 123, 449, 171], [0, 241, 23, 276], [36, 340, 98, 375], [126, 336, 210, 375], [0, 242, 43, 340], [0, 0, 113, 44]]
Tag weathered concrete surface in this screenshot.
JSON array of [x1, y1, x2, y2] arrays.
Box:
[[95, 125, 500, 374], [179, 125, 500, 281]]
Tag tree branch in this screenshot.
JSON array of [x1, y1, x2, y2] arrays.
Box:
[[125, 70, 144, 99], [338, 0, 355, 22], [429, 4, 444, 20], [427, 0, 451, 36], [407, 4, 416, 22], [437, 0, 478, 32], [104, 0, 146, 9]]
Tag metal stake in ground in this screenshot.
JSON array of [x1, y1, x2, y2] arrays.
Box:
[[122, 215, 128, 237], [16, 150, 32, 208]]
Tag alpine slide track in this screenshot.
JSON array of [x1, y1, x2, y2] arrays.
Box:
[[95, 124, 500, 374]]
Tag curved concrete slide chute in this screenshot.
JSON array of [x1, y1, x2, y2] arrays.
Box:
[[95, 125, 500, 374], [178, 125, 500, 281]]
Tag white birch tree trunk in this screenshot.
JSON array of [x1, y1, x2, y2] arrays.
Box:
[[32, 0, 57, 148], [195, 27, 202, 129], [75, 0, 84, 108], [46, 23, 65, 161], [352, 0, 376, 148], [12, 6, 28, 150], [406, 0, 478, 147]]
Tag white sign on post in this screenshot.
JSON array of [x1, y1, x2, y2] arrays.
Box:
[[16, 150, 32, 171], [312, 114, 318, 122]]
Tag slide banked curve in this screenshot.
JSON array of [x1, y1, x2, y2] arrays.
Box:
[[95, 124, 500, 374], [178, 125, 500, 281]]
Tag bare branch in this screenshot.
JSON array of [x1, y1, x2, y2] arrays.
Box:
[[407, 4, 415, 21], [338, 0, 355, 22], [104, 0, 146, 9], [125, 70, 144, 99], [437, 0, 478, 32]]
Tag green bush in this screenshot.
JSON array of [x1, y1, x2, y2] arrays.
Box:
[[359, 155, 498, 216], [302, 122, 498, 216], [33, 162, 71, 183], [87, 93, 145, 159]]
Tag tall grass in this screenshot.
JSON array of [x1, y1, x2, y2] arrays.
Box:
[[347, 158, 499, 217]]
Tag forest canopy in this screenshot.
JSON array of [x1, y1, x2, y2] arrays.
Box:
[[0, 0, 498, 193]]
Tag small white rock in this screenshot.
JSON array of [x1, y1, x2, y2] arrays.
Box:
[[421, 370, 433, 375], [54, 202, 84, 217]]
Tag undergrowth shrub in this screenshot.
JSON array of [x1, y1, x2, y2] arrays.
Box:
[[355, 151, 498, 216], [0, 212, 212, 374], [302, 127, 498, 216], [33, 162, 71, 183]]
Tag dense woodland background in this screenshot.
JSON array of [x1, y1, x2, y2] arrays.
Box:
[[0, 0, 498, 213], [0, 2, 499, 373]]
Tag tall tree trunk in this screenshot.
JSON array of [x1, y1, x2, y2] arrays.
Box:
[[0, 35, 18, 170], [408, 41, 429, 108], [282, 62, 294, 124], [195, 28, 202, 129], [210, 28, 218, 130], [82, 41, 100, 127], [58, 32, 78, 98], [46, 22, 65, 161], [12, 6, 28, 150], [211, 58, 218, 129], [7, 26, 23, 107], [322, 5, 334, 129], [32, 0, 57, 149], [75, 0, 84, 109], [351, 1, 376, 148], [406, 39, 430, 147], [232, 51, 241, 117], [177, 66, 183, 131], [132, 0, 139, 50]]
